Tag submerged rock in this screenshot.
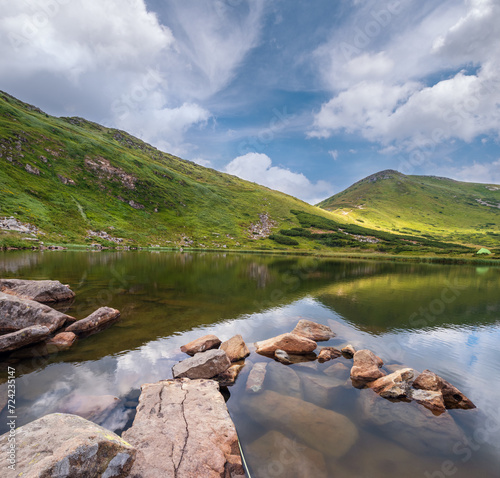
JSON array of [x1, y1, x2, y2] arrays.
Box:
[[172, 349, 231, 379], [291, 319, 335, 341], [266, 360, 302, 399], [0, 325, 50, 353], [0, 413, 136, 477], [9, 331, 77, 358], [215, 363, 245, 387], [123, 378, 243, 478], [341, 344, 356, 358], [255, 333, 317, 356], [0, 292, 73, 334], [350, 349, 385, 384], [301, 373, 346, 408], [220, 334, 250, 362], [246, 362, 267, 393], [0, 278, 75, 303], [369, 368, 415, 399], [317, 346, 342, 363], [180, 334, 221, 356], [323, 362, 350, 377], [65, 307, 120, 336]]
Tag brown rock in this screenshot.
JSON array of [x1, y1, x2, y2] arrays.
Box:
[[0, 292, 73, 334], [123, 378, 243, 478], [369, 368, 415, 398], [323, 362, 350, 377], [255, 333, 317, 356], [246, 362, 267, 393], [0, 279, 75, 303], [181, 334, 221, 356], [247, 430, 328, 478], [350, 349, 385, 383], [302, 373, 346, 408], [242, 390, 358, 458], [215, 363, 245, 387], [0, 413, 136, 477], [59, 394, 120, 422], [341, 344, 356, 358], [412, 369, 476, 410], [220, 334, 249, 362], [411, 389, 446, 414], [317, 346, 342, 363], [172, 349, 231, 379], [65, 307, 120, 336], [0, 325, 50, 353], [291, 319, 335, 341], [9, 331, 77, 358]]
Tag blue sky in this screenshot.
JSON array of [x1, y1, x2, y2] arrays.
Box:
[[1, 0, 499, 203]]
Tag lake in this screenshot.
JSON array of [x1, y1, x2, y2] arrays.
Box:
[[1, 251, 499, 477]]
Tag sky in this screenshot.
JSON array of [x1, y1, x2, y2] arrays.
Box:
[[1, 0, 499, 204]]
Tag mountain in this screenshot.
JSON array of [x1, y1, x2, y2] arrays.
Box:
[[318, 170, 500, 247], [0, 90, 337, 249]]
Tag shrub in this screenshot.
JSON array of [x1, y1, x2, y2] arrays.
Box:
[[269, 234, 299, 246]]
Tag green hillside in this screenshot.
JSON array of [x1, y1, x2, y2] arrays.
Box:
[[318, 170, 500, 248]]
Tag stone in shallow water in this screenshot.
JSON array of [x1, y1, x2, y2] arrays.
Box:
[[323, 362, 350, 377], [181, 334, 221, 356], [246, 430, 328, 478], [215, 363, 245, 387], [368, 368, 415, 399], [266, 360, 302, 399], [0, 278, 75, 303], [242, 390, 358, 458], [341, 344, 356, 358], [301, 373, 346, 408], [220, 334, 250, 362], [65, 307, 121, 336], [318, 346, 342, 363], [410, 389, 446, 414], [246, 362, 267, 393], [0, 325, 51, 353], [350, 349, 385, 383], [275, 349, 292, 365], [172, 349, 231, 379], [291, 319, 335, 341], [255, 333, 317, 355]]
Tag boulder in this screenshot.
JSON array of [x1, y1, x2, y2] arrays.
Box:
[[301, 373, 346, 408], [412, 369, 476, 410], [0, 278, 75, 303], [220, 334, 250, 362], [0, 413, 135, 477], [246, 362, 267, 393], [242, 390, 358, 458], [275, 349, 292, 365], [0, 292, 73, 334], [350, 349, 385, 383], [172, 349, 231, 379], [266, 360, 302, 399], [65, 307, 121, 336], [410, 389, 446, 414], [369, 368, 415, 399], [246, 430, 328, 478], [0, 325, 50, 353], [215, 363, 245, 387], [122, 378, 244, 478], [9, 331, 77, 358], [317, 347, 342, 363], [341, 344, 356, 358], [291, 319, 335, 341], [58, 394, 121, 422], [255, 333, 317, 356], [180, 334, 221, 356]]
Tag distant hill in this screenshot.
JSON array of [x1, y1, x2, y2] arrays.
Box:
[[318, 170, 500, 247]]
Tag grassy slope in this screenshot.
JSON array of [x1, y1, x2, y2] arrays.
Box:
[[0, 91, 338, 249], [318, 170, 500, 248]]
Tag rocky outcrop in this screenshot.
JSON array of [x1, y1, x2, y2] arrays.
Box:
[[317, 346, 342, 363], [341, 344, 356, 358], [412, 369, 476, 409], [180, 334, 221, 356], [65, 307, 120, 336], [172, 349, 231, 379], [291, 319, 335, 342], [350, 349, 385, 383], [246, 362, 267, 393], [123, 379, 244, 478], [0, 413, 136, 477], [242, 390, 358, 458], [0, 325, 50, 353], [0, 292, 73, 334], [255, 333, 317, 356], [369, 368, 415, 398], [0, 278, 75, 303], [220, 334, 250, 362]]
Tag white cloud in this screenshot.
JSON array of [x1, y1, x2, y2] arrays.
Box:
[[225, 153, 334, 204], [328, 150, 339, 160], [444, 159, 500, 184]]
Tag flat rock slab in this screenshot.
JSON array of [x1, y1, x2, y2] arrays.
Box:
[[0, 292, 73, 334], [180, 334, 221, 356], [0, 279, 75, 303], [291, 319, 335, 341], [65, 307, 121, 336], [123, 378, 244, 478], [255, 333, 317, 356], [0, 325, 51, 353], [172, 349, 231, 379], [0, 413, 136, 478], [220, 334, 250, 362]]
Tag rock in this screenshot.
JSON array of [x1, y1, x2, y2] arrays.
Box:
[[293, 360, 319, 372], [242, 390, 358, 458], [412, 369, 476, 410], [123, 378, 243, 478], [255, 333, 317, 356], [275, 349, 292, 365], [220, 334, 250, 362], [410, 389, 446, 414], [58, 394, 121, 422], [247, 430, 328, 478], [266, 360, 302, 399], [302, 373, 346, 408], [384, 363, 411, 374], [341, 344, 356, 358], [215, 363, 245, 387], [279, 353, 317, 365], [291, 319, 335, 341], [350, 349, 385, 383], [0, 278, 75, 303], [317, 346, 342, 363], [9, 331, 77, 358], [65, 306, 121, 336], [180, 334, 221, 356], [323, 362, 350, 377], [0, 292, 73, 334], [0, 325, 50, 353], [172, 349, 231, 379], [246, 362, 267, 393], [369, 368, 415, 399], [0, 413, 136, 477]]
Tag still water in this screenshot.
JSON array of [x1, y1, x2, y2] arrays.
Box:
[[1, 251, 499, 477]]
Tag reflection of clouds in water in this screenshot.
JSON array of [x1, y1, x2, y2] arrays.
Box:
[[0, 253, 40, 273]]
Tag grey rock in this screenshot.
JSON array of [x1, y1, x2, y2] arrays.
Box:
[[246, 362, 267, 393], [266, 360, 302, 399], [0, 325, 50, 353], [65, 307, 121, 336], [172, 349, 231, 379], [275, 348, 292, 365], [0, 278, 75, 303]]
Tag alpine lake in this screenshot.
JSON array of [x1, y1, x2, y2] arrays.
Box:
[[1, 250, 499, 477]]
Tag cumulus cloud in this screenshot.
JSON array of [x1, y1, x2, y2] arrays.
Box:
[[225, 153, 334, 204], [445, 159, 500, 184]]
